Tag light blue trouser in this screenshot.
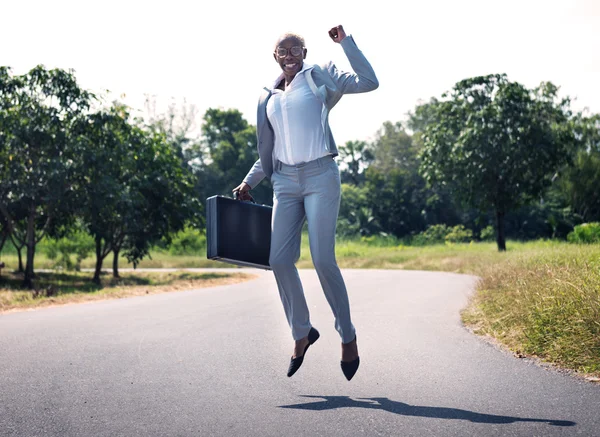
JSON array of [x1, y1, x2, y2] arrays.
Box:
[[269, 155, 356, 344]]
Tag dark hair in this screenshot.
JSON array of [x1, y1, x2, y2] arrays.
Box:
[[274, 33, 306, 51]]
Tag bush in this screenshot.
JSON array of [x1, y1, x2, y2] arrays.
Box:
[[567, 223, 600, 244], [445, 225, 474, 243], [411, 224, 450, 245], [169, 227, 206, 255], [45, 232, 94, 271], [410, 224, 475, 245], [337, 184, 381, 237], [480, 225, 495, 241]]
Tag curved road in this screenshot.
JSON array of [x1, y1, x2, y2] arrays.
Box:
[[1, 269, 598, 436]]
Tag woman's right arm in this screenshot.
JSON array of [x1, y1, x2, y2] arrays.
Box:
[[233, 158, 265, 200], [243, 159, 265, 188], [327, 25, 379, 95]]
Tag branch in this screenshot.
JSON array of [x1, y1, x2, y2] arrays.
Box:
[[9, 225, 26, 247], [35, 216, 53, 244], [115, 231, 126, 249], [11, 225, 26, 247], [101, 236, 114, 259], [0, 202, 14, 235], [0, 231, 8, 253]]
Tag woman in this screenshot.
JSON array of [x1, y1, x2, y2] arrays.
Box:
[[233, 25, 378, 381]]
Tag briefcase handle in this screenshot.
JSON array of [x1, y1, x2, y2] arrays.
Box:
[[233, 190, 256, 203]]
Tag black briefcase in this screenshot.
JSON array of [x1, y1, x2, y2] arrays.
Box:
[[206, 195, 272, 270]]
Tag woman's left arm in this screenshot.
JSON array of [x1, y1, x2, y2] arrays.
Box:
[[327, 25, 379, 94]]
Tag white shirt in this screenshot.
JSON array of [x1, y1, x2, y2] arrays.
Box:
[[267, 63, 330, 165]]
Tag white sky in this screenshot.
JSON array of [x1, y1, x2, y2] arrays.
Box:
[[2, 0, 600, 145]]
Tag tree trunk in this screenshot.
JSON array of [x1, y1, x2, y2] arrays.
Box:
[[23, 209, 37, 289], [112, 248, 120, 278], [93, 236, 104, 285], [16, 246, 24, 273], [0, 232, 7, 279], [0, 232, 7, 256], [10, 235, 25, 273], [495, 209, 507, 252]]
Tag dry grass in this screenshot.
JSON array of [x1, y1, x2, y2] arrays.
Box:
[[0, 271, 256, 313], [462, 244, 600, 378]]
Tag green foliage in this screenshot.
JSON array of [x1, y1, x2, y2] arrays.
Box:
[[2, 63, 599, 282], [168, 227, 206, 255], [119, 127, 201, 267], [69, 103, 201, 281], [412, 224, 451, 245], [338, 140, 373, 185], [371, 121, 420, 174], [420, 74, 577, 251], [45, 232, 94, 271], [194, 108, 272, 205], [503, 199, 578, 240], [406, 98, 441, 135], [445, 225, 473, 243], [337, 184, 381, 237], [555, 115, 600, 223], [480, 225, 495, 241], [365, 153, 428, 238], [567, 223, 600, 244], [410, 224, 474, 244], [361, 119, 473, 239], [0, 65, 94, 286]]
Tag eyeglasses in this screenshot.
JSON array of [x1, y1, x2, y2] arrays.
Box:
[[275, 46, 304, 58]]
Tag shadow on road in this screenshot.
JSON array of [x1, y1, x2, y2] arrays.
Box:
[[279, 396, 576, 427]]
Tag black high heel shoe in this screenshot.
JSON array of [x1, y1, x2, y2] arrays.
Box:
[[340, 336, 360, 381], [340, 357, 360, 381], [287, 327, 320, 377]]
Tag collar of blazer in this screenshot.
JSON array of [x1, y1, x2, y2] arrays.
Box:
[[258, 63, 336, 109], [270, 63, 315, 90]]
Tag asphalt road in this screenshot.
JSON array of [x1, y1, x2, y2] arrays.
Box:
[[1, 269, 598, 437]]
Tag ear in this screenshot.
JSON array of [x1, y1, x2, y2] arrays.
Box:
[[273, 52, 278, 62], [303, 48, 308, 59]]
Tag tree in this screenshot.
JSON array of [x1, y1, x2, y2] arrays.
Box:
[[363, 121, 441, 238], [421, 74, 576, 251], [0, 66, 93, 287], [144, 95, 201, 163], [116, 128, 201, 276], [0, 213, 8, 258], [72, 104, 200, 283], [409, 99, 491, 232], [337, 140, 373, 185], [337, 184, 380, 236], [370, 121, 420, 174], [5, 205, 28, 272], [406, 98, 440, 136], [194, 108, 271, 205], [555, 114, 600, 223], [365, 166, 427, 238], [71, 104, 137, 283]]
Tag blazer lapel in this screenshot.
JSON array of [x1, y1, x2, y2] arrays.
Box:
[[257, 87, 272, 132]]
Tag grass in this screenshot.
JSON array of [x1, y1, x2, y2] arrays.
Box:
[[461, 244, 600, 378], [0, 252, 230, 270], [1, 237, 598, 379], [0, 270, 255, 313], [299, 238, 503, 271]]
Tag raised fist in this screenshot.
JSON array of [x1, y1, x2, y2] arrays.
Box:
[[328, 25, 347, 43]]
